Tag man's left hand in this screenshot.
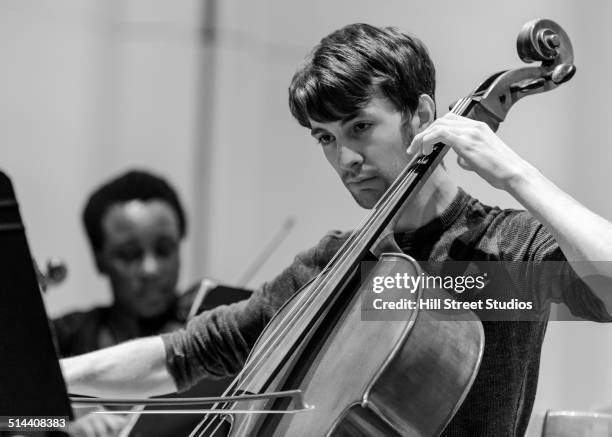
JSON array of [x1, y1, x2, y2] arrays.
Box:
[[408, 113, 533, 190]]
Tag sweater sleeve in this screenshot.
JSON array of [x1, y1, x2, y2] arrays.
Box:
[[497, 211, 612, 322], [161, 230, 349, 391]]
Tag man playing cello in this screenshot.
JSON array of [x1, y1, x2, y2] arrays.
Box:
[[62, 23, 612, 435]]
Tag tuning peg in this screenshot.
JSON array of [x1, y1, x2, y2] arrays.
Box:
[[551, 63, 576, 85]]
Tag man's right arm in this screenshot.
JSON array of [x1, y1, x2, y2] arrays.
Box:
[[61, 336, 177, 398], [61, 231, 348, 398]]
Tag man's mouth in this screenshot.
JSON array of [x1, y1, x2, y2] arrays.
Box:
[[346, 176, 377, 185]]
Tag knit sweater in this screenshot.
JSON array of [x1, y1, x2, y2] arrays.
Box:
[[162, 188, 611, 436]]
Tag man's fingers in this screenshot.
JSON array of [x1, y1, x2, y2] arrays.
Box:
[[95, 413, 129, 436], [409, 127, 444, 156], [407, 132, 422, 156], [457, 156, 472, 170], [104, 413, 129, 431], [90, 416, 109, 436], [66, 413, 129, 437], [421, 127, 461, 154], [422, 134, 434, 155], [409, 114, 479, 158]]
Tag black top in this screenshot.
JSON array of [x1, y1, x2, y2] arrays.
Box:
[[163, 189, 611, 436]]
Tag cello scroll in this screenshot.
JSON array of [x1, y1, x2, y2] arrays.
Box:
[[458, 18, 575, 132]]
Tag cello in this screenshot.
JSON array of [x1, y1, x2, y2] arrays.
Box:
[[185, 18, 576, 437], [77, 18, 576, 436]]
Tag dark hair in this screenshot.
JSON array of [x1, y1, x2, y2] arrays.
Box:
[[83, 169, 187, 252], [289, 23, 436, 128]]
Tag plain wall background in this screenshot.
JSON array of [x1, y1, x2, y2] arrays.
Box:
[[2, 1, 611, 433]]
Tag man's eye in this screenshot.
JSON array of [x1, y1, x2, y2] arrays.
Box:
[[353, 122, 372, 133], [317, 135, 334, 146]]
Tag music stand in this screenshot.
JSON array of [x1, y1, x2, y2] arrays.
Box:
[[0, 170, 72, 420]]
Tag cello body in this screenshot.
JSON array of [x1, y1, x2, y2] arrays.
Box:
[[195, 254, 484, 436]]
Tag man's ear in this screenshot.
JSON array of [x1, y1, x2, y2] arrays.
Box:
[[94, 252, 107, 274], [409, 94, 436, 134]]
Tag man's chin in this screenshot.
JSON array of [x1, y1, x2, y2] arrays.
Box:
[[350, 190, 380, 210]]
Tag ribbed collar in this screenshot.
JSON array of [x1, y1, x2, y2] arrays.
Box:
[[394, 187, 470, 247]]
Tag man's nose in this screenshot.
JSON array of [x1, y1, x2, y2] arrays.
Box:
[[337, 143, 363, 173]]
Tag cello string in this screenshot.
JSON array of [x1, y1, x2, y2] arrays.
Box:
[[195, 97, 472, 435], [194, 181, 416, 435], [193, 160, 427, 435], [212, 96, 474, 390], [226, 96, 468, 373], [194, 96, 473, 436], [192, 211, 379, 434], [193, 96, 473, 436]]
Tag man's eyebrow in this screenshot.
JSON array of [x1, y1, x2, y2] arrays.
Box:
[[340, 112, 361, 124], [310, 127, 327, 137], [310, 110, 366, 136]]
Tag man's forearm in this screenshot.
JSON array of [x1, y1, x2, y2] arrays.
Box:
[[507, 165, 612, 313], [61, 336, 178, 398], [507, 165, 612, 260]]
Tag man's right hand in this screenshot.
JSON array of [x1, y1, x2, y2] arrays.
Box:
[[65, 411, 129, 437], [61, 336, 177, 398]]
